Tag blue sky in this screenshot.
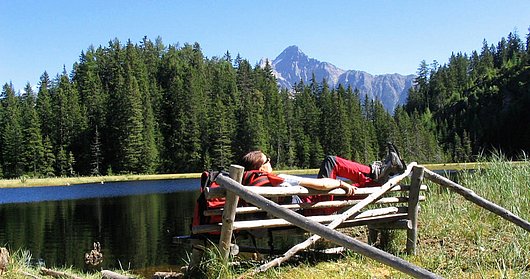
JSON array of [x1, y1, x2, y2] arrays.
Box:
[[1, 0, 530, 91]]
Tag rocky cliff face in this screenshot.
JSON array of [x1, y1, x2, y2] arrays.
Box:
[[261, 45, 415, 112]]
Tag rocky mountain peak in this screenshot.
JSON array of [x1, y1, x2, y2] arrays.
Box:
[[261, 45, 415, 112]]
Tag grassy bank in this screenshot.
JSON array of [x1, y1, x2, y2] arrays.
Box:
[[0, 169, 325, 188]]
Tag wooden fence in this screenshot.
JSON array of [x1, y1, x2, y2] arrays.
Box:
[[189, 162, 530, 279]]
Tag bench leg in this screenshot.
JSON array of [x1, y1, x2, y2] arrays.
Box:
[[188, 239, 206, 273], [368, 228, 379, 245], [406, 166, 423, 255]]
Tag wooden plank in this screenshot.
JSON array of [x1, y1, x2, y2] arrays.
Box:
[[216, 163, 441, 279], [406, 166, 423, 254], [423, 167, 530, 232], [40, 268, 83, 279], [218, 165, 245, 261], [230, 207, 405, 230], [367, 219, 411, 230], [153, 271, 184, 279], [205, 183, 427, 199], [192, 212, 411, 234], [203, 196, 426, 216], [101, 270, 134, 279]]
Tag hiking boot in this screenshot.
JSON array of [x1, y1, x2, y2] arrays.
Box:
[[371, 143, 406, 183], [386, 142, 406, 174]]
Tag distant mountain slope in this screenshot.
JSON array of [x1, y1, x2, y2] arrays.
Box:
[[261, 45, 415, 112]]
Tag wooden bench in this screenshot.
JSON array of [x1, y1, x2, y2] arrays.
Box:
[[187, 163, 428, 275]]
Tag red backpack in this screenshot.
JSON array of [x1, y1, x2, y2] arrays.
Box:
[[191, 171, 227, 231], [191, 170, 281, 231]]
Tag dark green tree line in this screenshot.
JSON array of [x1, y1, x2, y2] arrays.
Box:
[[405, 28, 530, 161], [19, 32, 530, 178]]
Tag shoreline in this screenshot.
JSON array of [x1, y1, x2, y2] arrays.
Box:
[[1, 162, 524, 189], [0, 169, 321, 189]]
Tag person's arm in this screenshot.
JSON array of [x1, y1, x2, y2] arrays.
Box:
[[298, 178, 356, 195]]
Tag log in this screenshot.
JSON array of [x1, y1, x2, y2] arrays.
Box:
[[193, 212, 410, 234], [40, 268, 83, 279], [205, 183, 427, 199], [153, 271, 184, 279], [423, 167, 530, 232], [101, 270, 134, 279], [406, 166, 423, 254], [203, 196, 426, 216], [0, 247, 9, 275], [216, 163, 441, 279], [367, 219, 411, 230], [20, 271, 42, 279], [193, 207, 407, 234], [251, 162, 419, 275], [218, 165, 245, 261]]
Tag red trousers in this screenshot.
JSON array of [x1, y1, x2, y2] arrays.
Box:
[[317, 155, 375, 187], [303, 155, 377, 214]]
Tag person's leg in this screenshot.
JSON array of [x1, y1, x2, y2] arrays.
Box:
[[317, 155, 338, 178], [318, 155, 374, 186]]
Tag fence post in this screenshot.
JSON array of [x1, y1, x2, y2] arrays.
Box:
[[406, 166, 423, 254], [218, 164, 245, 261]]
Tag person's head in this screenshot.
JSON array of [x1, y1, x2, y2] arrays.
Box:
[[241, 150, 272, 173]]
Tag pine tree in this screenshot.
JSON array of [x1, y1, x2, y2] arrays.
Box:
[[52, 71, 86, 174], [90, 125, 103, 176], [292, 81, 322, 167], [360, 95, 378, 162], [74, 47, 107, 174], [56, 146, 68, 176], [36, 72, 54, 142], [20, 83, 45, 176], [159, 44, 204, 172], [206, 58, 239, 169], [234, 59, 266, 157], [42, 136, 56, 176], [118, 58, 145, 173], [280, 88, 296, 167], [1, 83, 24, 178]]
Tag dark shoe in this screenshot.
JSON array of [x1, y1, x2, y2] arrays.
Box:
[[371, 144, 406, 183], [382, 151, 405, 177], [387, 142, 406, 174]]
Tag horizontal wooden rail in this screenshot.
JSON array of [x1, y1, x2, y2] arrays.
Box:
[[203, 196, 426, 216], [423, 167, 530, 232], [193, 207, 409, 234], [205, 183, 427, 199]]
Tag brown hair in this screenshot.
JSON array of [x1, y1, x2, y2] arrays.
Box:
[[240, 150, 265, 170]]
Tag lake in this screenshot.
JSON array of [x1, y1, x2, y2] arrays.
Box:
[[0, 179, 201, 275]]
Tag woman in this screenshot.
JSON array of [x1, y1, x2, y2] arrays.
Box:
[[239, 147, 405, 197]]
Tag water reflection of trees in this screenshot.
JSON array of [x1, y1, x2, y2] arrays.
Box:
[[0, 190, 198, 270]]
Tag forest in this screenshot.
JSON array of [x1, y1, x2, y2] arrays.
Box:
[[0, 28, 529, 179]]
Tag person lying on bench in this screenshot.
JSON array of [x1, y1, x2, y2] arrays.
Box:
[[239, 144, 405, 200]]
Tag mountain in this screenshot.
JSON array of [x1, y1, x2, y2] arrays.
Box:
[[260, 45, 415, 112]]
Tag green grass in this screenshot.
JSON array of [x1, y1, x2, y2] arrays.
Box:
[[2, 249, 138, 279]]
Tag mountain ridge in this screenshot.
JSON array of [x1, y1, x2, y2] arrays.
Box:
[[260, 45, 415, 112]]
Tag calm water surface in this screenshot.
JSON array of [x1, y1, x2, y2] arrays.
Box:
[[0, 179, 200, 274]]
